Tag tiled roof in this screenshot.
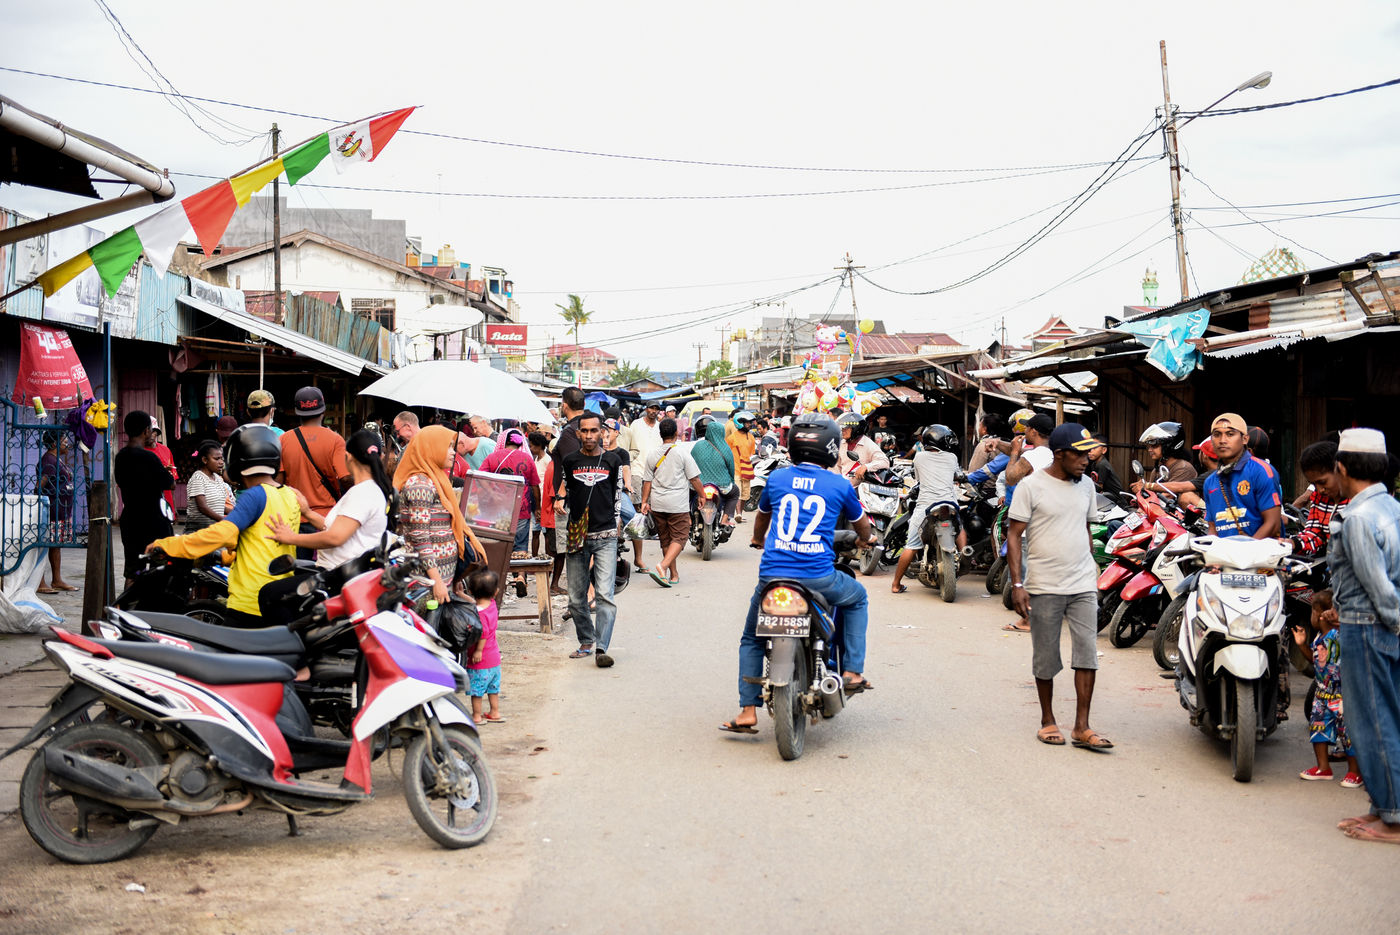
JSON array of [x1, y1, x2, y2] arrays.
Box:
[[857, 331, 960, 356]]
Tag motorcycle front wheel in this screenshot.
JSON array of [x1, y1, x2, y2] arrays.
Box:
[[985, 556, 1006, 595], [403, 725, 498, 848], [1152, 594, 1187, 669], [185, 599, 227, 625], [1096, 590, 1122, 634], [743, 492, 760, 512], [1230, 679, 1257, 783], [858, 545, 881, 576], [772, 649, 809, 762], [20, 721, 163, 864], [1108, 598, 1152, 649]]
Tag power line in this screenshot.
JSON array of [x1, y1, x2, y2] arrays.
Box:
[[0, 65, 1163, 176], [1180, 76, 1400, 118], [1182, 166, 1338, 265], [89, 1, 260, 147], [163, 161, 1119, 201], [1184, 190, 1400, 211], [855, 120, 1164, 296]]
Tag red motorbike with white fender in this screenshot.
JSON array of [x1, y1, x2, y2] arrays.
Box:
[[0, 551, 496, 863]]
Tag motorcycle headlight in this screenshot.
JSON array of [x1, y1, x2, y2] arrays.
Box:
[[1227, 611, 1264, 640], [1265, 587, 1283, 621], [1196, 586, 1227, 624], [761, 586, 809, 616], [1150, 522, 1168, 548]]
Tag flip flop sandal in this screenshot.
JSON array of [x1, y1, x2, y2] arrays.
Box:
[[1001, 623, 1031, 632], [483, 714, 507, 723], [842, 678, 874, 694], [1344, 821, 1400, 845], [1037, 725, 1066, 745], [36, 587, 58, 595], [1071, 731, 1114, 751], [648, 566, 672, 588], [569, 647, 593, 658], [891, 584, 909, 594], [718, 720, 759, 735]]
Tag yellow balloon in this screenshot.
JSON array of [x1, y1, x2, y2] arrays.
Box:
[[858, 319, 875, 334]]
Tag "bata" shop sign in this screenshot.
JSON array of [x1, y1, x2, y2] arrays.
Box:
[[485, 324, 529, 350]]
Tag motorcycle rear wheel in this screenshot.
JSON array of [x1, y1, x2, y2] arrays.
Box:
[[1230, 679, 1257, 783], [403, 725, 497, 848], [20, 721, 163, 864], [985, 556, 1006, 595], [743, 492, 760, 512], [938, 553, 957, 603], [1152, 594, 1187, 670], [773, 650, 809, 762], [701, 523, 714, 561]]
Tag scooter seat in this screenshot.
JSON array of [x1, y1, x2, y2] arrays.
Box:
[[126, 610, 305, 658], [92, 638, 296, 684]]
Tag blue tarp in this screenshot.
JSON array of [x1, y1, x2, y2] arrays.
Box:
[[1114, 310, 1211, 382]]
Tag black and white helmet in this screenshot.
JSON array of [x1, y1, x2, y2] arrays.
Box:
[[788, 413, 842, 468], [224, 424, 282, 478], [1139, 421, 1186, 457], [922, 424, 959, 453]]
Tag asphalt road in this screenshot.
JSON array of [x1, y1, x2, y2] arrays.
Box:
[[3, 537, 1398, 933], [510, 537, 1399, 933]]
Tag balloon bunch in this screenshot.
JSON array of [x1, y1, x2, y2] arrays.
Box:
[[789, 320, 882, 417]]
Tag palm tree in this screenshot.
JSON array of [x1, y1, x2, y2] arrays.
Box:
[[555, 294, 592, 386]]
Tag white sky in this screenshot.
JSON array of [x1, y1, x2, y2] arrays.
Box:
[[5, 0, 1399, 370]]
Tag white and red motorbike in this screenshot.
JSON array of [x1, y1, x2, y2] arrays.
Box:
[[1, 551, 497, 863]]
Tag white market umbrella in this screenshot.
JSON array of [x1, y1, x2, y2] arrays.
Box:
[[358, 360, 555, 424]]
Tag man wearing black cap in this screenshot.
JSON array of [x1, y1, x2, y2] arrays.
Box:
[[1007, 422, 1114, 752], [279, 387, 349, 545]]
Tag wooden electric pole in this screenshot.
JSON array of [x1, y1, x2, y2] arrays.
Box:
[[271, 123, 283, 328], [1159, 42, 1190, 303], [692, 342, 707, 374], [834, 253, 865, 359]]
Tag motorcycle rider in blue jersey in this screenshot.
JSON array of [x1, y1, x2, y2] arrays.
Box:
[[720, 413, 877, 735]]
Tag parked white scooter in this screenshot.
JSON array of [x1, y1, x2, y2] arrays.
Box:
[[1174, 534, 1294, 782], [745, 447, 790, 512]]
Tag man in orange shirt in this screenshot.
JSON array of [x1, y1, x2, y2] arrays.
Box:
[[279, 387, 349, 555], [726, 411, 757, 523]]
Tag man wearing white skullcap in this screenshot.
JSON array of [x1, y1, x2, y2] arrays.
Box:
[[1329, 427, 1400, 844]]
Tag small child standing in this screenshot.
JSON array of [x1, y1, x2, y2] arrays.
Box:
[[466, 570, 504, 724], [1295, 589, 1363, 787]]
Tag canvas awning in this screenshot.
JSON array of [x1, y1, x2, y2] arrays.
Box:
[[177, 294, 385, 376]]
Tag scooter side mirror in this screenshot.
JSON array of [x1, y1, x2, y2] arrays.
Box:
[[268, 554, 296, 576], [1131, 459, 1143, 477]]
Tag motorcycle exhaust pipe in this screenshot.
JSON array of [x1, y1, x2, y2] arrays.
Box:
[[819, 674, 844, 717], [960, 545, 976, 557]]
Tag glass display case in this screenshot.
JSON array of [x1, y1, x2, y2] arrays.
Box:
[[457, 470, 526, 599]]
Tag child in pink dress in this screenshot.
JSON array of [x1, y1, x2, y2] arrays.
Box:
[[466, 570, 504, 724]]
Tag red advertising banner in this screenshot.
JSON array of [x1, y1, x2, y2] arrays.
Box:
[[485, 323, 529, 352], [12, 322, 93, 408]]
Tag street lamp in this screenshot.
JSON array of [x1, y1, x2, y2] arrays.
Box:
[[1159, 39, 1272, 301]]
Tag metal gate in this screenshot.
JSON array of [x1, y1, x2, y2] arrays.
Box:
[[0, 396, 100, 577]]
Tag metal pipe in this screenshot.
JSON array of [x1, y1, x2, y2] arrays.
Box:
[[0, 189, 169, 248], [0, 96, 174, 196]]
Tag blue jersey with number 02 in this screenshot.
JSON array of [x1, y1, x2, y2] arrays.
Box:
[[757, 463, 866, 579]]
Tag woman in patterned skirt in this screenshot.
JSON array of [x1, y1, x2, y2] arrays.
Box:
[[393, 425, 485, 602]]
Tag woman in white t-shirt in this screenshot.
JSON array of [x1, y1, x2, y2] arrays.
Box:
[[185, 440, 235, 532], [266, 429, 393, 568]]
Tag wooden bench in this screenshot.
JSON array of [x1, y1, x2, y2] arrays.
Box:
[[500, 557, 555, 633]]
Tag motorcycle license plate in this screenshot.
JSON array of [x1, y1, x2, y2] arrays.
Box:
[[756, 614, 810, 638], [1123, 514, 1142, 530], [1221, 573, 1266, 588]]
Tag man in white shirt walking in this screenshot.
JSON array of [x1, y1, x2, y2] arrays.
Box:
[[627, 402, 664, 503], [640, 418, 704, 586], [1007, 422, 1114, 752]]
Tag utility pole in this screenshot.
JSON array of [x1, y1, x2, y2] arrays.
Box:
[[692, 342, 707, 376], [716, 323, 733, 366], [834, 252, 865, 359], [1159, 41, 1190, 303]]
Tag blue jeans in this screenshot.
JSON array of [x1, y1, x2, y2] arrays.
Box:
[[567, 536, 618, 653], [738, 571, 869, 707], [1339, 622, 1400, 823], [512, 516, 531, 553]]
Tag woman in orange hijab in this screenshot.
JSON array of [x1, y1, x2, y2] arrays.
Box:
[[393, 425, 484, 601]]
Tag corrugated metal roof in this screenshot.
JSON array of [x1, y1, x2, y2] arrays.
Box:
[[177, 294, 381, 376]]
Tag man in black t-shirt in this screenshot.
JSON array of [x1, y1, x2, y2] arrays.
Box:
[[549, 386, 586, 555], [553, 412, 626, 668], [113, 409, 174, 585]]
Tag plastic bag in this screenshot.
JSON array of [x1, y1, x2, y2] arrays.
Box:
[[433, 597, 483, 656], [624, 511, 656, 541], [0, 494, 61, 633]]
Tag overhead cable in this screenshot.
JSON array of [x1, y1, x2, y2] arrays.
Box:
[[1180, 76, 1400, 118]]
